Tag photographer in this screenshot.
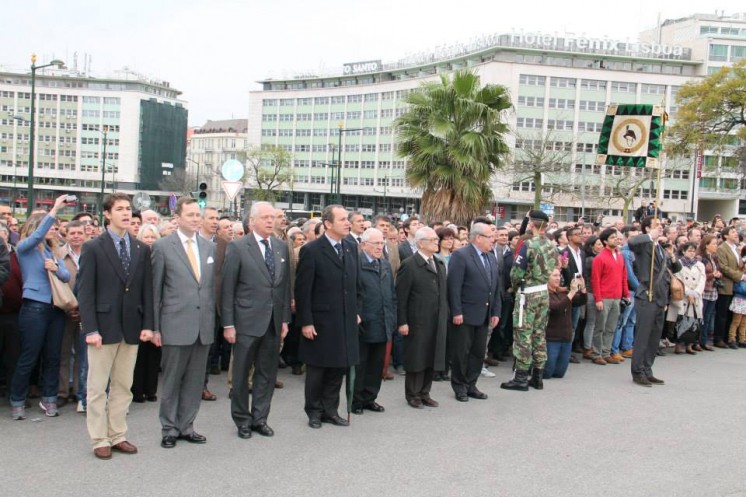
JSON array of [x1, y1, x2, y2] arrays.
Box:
[[698, 235, 720, 351], [668, 243, 705, 355]]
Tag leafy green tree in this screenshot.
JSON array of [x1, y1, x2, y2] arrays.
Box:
[[395, 70, 512, 225], [669, 59, 746, 156], [240, 145, 292, 202]]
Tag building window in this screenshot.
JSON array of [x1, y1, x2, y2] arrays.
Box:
[[641, 84, 666, 95], [347, 95, 362, 103], [550, 77, 576, 88], [732, 46, 746, 62], [709, 44, 728, 62], [517, 96, 545, 107], [519, 74, 546, 86], [516, 117, 543, 129], [548, 98, 575, 109], [313, 97, 329, 105], [578, 100, 605, 111], [298, 98, 312, 106], [611, 82, 637, 93], [700, 26, 718, 35], [364, 93, 379, 102], [580, 79, 607, 91], [280, 98, 295, 106], [363, 110, 377, 119]]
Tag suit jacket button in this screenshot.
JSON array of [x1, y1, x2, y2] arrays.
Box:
[[197, 306, 200, 309], [125, 288, 129, 292]]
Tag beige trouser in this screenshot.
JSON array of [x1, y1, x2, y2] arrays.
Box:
[[728, 313, 746, 343], [86, 341, 138, 449]]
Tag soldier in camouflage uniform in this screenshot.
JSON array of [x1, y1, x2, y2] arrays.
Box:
[[501, 210, 557, 391]]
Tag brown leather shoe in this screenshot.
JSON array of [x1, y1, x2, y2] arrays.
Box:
[[484, 357, 500, 367], [582, 349, 594, 360], [93, 446, 112, 460], [621, 349, 633, 358], [592, 357, 607, 365], [201, 389, 217, 401], [632, 375, 652, 387], [420, 397, 439, 407], [604, 356, 621, 364], [112, 440, 138, 454], [714, 340, 729, 349], [611, 353, 625, 362], [407, 398, 423, 409], [647, 376, 665, 385], [275, 380, 284, 389], [382, 372, 395, 380]]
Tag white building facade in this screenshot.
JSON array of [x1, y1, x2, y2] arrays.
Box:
[[249, 19, 745, 223]]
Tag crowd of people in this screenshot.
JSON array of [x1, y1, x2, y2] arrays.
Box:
[[0, 194, 744, 460]]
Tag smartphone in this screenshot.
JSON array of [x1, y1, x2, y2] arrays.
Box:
[[66, 195, 77, 202], [574, 272, 581, 279]]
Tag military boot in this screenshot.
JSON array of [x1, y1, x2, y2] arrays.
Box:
[[529, 368, 544, 390], [500, 369, 529, 391]]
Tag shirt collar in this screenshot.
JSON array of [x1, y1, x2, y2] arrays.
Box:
[[253, 231, 271, 246], [107, 228, 129, 247], [176, 229, 196, 245]]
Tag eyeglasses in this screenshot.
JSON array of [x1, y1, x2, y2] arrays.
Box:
[[364, 241, 385, 246], [422, 237, 439, 242]]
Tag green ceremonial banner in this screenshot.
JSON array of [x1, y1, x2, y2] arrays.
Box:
[[596, 104, 666, 168]]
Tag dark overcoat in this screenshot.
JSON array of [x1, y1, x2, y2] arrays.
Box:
[[295, 236, 359, 368], [396, 252, 447, 372]]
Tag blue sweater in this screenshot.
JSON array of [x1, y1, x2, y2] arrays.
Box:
[[17, 214, 70, 303]]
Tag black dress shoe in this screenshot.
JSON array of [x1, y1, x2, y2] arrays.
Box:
[[237, 426, 252, 439], [364, 402, 385, 412], [455, 393, 469, 402], [252, 423, 275, 437], [291, 365, 303, 375], [145, 395, 158, 402], [161, 436, 177, 448], [408, 398, 423, 409], [209, 366, 221, 375], [321, 415, 349, 426], [131, 395, 146, 404], [351, 406, 364, 415], [308, 418, 322, 429], [467, 389, 488, 400], [178, 432, 207, 444]]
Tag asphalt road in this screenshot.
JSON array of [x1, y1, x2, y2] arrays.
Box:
[[2, 349, 746, 497]]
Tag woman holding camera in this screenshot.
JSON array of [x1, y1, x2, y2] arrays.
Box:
[[668, 242, 705, 355], [10, 194, 71, 420], [697, 235, 720, 351]]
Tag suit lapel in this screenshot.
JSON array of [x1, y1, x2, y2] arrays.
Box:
[[127, 237, 140, 284], [322, 237, 343, 268], [470, 246, 491, 286], [170, 233, 198, 283], [272, 243, 284, 283], [101, 232, 128, 284], [247, 235, 273, 283], [197, 236, 211, 285]]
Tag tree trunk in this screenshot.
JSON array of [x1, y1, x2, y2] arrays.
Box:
[[533, 171, 542, 210]]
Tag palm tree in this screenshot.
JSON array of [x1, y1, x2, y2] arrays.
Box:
[[395, 70, 512, 225]]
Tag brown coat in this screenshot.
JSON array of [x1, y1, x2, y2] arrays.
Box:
[[716, 242, 743, 296]]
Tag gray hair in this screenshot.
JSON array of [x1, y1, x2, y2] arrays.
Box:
[[360, 228, 383, 243], [301, 218, 320, 234], [415, 227, 436, 247], [250, 201, 274, 220], [469, 222, 490, 242]]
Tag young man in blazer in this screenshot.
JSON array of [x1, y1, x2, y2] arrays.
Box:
[[222, 202, 291, 439], [78, 193, 154, 460], [152, 197, 216, 448]]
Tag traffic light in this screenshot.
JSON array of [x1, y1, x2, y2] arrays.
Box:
[[197, 182, 207, 208]]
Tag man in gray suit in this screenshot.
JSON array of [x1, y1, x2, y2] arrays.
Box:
[[152, 197, 216, 448], [222, 202, 291, 439]]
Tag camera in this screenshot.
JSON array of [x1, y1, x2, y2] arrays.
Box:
[[713, 278, 725, 289]]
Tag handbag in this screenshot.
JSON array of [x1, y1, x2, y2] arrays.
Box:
[[48, 270, 78, 311], [675, 303, 700, 344], [669, 271, 684, 301]]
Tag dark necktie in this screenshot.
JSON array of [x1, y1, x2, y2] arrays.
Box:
[[119, 238, 130, 277], [356, 236, 362, 244], [335, 242, 343, 261], [482, 252, 492, 286], [383, 245, 389, 260], [261, 239, 275, 280], [427, 257, 436, 272]]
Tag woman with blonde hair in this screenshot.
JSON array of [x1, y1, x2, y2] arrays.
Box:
[[10, 194, 71, 420], [130, 224, 161, 403]]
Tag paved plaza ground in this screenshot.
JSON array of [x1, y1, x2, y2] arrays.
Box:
[[2, 348, 746, 497]]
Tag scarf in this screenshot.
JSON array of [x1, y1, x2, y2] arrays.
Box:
[[679, 255, 697, 268]]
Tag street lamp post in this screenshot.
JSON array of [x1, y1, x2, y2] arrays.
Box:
[[336, 123, 363, 206], [27, 54, 65, 217], [186, 158, 201, 191], [98, 125, 109, 224]]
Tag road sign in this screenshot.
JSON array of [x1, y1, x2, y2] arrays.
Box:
[[221, 159, 244, 182], [132, 192, 152, 211], [168, 193, 177, 211], [222, 181, 243, 202]]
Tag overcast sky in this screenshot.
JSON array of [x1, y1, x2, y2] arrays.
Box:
[[2, 1, 744, 126]]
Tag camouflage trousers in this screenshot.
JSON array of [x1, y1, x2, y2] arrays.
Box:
[[512, 290, 549, 370]]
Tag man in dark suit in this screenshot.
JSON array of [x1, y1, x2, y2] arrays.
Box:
[[353, 228, 396, 414], [346, 211, 365, 245], [152, 197, 216, 448], [398, 217, 422, 261], [447, 222, 500, 402], [295, 205, 359, 428], [396, 227, 448, 408], [222, 202, 291, 439], [628, 216, 681, 387], [78, 193, 154, 460], [561, 226, 586, 352], [486, 225, 509, 364]]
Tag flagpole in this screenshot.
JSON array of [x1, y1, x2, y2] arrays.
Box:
[[648, 102, 668, 302]]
